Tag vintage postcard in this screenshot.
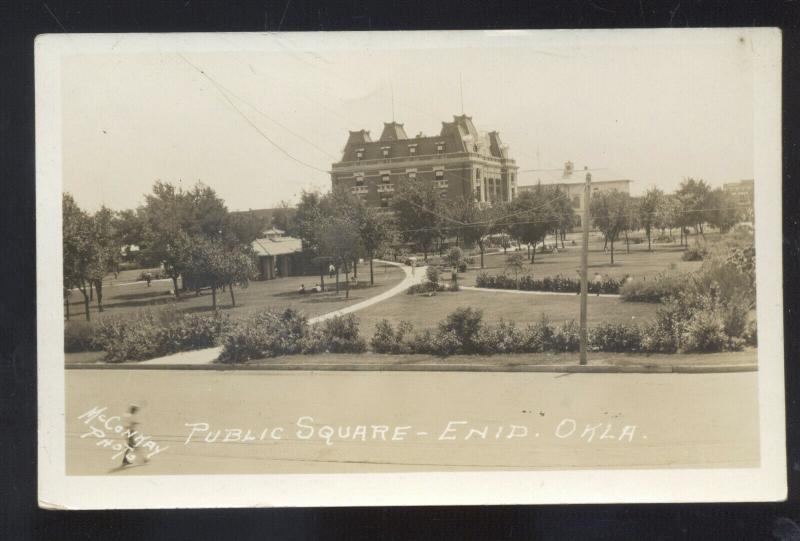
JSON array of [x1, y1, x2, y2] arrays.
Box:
[[37, 29, 785, 509]]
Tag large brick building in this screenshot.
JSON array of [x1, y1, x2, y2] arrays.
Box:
[[330, 115, 519, 209]]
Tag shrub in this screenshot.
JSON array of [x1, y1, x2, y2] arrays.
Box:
[[426, 266, 440, 286], [96, 310, 230, 363], [548, 320, 581, 352], [406, 282, 447, 295], [137, 269, 165, 281], [445, 247, 464, 269], [744, 319, 758, 347], [475, 320, 524, 354], [590, 322, 643, 352], [457, 261, 467, 273], [439, 307, 484, 353], [679, 310, 728, 353], [217, 309, 309, 363], [620, 272, 687, 303], [305, 314, 366, 354], [682, 241, 708, 261], [64, 320, 103, 353], [218, 310, 367, 362], [477, 273, 621, 295]]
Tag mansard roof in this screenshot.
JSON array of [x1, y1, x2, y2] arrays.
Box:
[[337, 115, 513, 164]]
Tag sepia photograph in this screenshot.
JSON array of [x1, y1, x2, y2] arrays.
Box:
[[36, 29, 785, 508]]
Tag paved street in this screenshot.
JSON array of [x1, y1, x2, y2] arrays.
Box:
[[66, 369, 759, 475]]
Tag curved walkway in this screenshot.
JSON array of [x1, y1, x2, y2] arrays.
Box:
[[136, 260, 426, 366], [460, 285, 621, 298]]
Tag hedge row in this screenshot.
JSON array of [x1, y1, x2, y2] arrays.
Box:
[[370, 305, 756, 357], [216, 309, 366, 363], [67, 310, 232, 363], [476, 273, 622, 295]]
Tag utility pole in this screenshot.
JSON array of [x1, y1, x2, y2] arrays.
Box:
[[579, 168, 591, 365]]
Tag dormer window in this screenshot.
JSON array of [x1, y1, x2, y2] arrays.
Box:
[[356, 149, 364, 161], [355, 173, 364, 187], [408, 144, 417, 156], [381, 146, 390, 158], [406, 168, 417, 181], [436, 142, 445, 153]]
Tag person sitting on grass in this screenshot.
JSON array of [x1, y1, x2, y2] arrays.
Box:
[[298, 284, 306, 294], [311, 283, 323, 293]]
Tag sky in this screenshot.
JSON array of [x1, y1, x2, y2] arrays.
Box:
[[61, 30, 755, 212]]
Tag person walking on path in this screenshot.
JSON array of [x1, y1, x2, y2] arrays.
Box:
[[593, 272, 603, 296], [144, 272, 152, 287]]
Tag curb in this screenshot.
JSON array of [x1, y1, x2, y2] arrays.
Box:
[[66, 362, 758, 374]]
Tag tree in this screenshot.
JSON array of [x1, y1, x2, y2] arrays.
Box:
[[638, 187, 664, 251], [506, 185, 559, 269], [655, 194, 680, 241], [319, 216, 362, 299], [224, 211, 267, 248], [590, 190, 631, 264], [505, 252, 526, 283], [461, 202, 500, 269], [706, 187, 741, 233], [113, 208, 146, 263], [63, 194, 94, 320], [391, 178, 443, 261], [62, 196, 120, 319], [90, 206, 121, 312], [355, 206, 393, 285], [139, 181, 230, 297], [676, 178, 712, 239], [272, 200, 297, 236], [549, 187, 576, 248]]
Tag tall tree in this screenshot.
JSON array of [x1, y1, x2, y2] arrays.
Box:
[[391, 178, 443, 261], [90, 206, 121, 312], [506, 185, 559, 268], [706, 187, 741, 233], [638, 187, 664, 251], [590, 190, 631, 264], [676, 177, 712, 239], [461, 202, 500, 269], [354, 206, 393, 285], [549, 187, 576, 249], [319, 216, 362, 299], [62, 195, 119, 319]]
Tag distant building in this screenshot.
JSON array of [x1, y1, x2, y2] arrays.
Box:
[[330, 115, 519, 209], [518, 161, 633, 226], [722, 179, 755, 208]]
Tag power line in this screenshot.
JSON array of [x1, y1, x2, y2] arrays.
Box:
[[177, 53, 331, 174], [382, 202, 753, 236]]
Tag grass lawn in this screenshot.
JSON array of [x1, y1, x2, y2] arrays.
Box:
[[354, 287, 659, 339], [456, 232, 703, 287], [65, 261, 405, 323]]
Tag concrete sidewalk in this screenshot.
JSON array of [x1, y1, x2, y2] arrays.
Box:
[[460, 285, 621, 298], [134, 259, 425, 366]]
